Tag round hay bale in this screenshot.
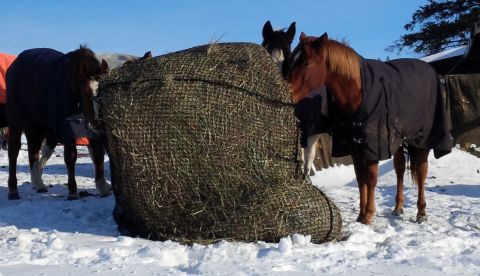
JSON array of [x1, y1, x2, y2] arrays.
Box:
[[98, 43, 342, 244]]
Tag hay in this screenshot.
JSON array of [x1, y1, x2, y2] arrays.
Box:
[[98, 43, 342, 244]]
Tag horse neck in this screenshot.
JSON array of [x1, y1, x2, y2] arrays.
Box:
[[325, 74, 362, 114]]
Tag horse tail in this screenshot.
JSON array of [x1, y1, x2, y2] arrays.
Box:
[[405, 144, 418, 186]]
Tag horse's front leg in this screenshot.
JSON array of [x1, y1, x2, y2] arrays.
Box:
[[392, 148, 405, 215], [354, 157, 379, 224], [87, 137, 111, 197], [7, 126, 23, 199], [303, 134, 320, 178], [412, 148, 430, 223], [353, 158, 367, 222], [64, 139, 79, 199], [25, 128, 48, 193]]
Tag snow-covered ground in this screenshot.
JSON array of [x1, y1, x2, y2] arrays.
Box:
[[0, 139, 479, 275]]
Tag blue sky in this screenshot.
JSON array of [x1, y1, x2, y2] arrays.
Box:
[[1, 0, 428, 59]]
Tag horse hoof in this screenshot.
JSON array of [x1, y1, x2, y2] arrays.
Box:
[[392, 209, 404, 216], [356, 215, 365, 223], [67, 193, 80, 200], [8, 192, 20, 200], [95, 180, 112, 197], [416, 215, 428, 223]]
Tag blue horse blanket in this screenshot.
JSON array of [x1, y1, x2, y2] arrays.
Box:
[[6, 48, 87, 141], [331, 57, 452, 160]]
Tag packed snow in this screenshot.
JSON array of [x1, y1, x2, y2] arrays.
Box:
[[0, 139, 479, 275]]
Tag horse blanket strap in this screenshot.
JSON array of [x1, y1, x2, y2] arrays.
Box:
[[331, 57, 452, 160], [6, 48, 81, 142]]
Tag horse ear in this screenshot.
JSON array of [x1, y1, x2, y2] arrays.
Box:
[[300, 32, 308, 43], [312, 32, 328, 51], [262, 20, 274, 40], [286, 22, 296, 44], [101, 59, 109, 73], [142, 51, 152, 59]]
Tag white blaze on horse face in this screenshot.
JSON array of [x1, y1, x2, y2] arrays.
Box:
[[270, 49, 284, 72]]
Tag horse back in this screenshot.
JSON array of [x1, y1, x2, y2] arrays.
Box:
[[6, 48, 70, 132], [352, 58, 450, 160]]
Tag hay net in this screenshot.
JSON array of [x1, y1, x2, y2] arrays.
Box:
[[98, 42, 342, 244]]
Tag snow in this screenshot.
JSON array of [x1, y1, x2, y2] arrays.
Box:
[[0, 141, 479, 275], [420, 46, 466, 63]]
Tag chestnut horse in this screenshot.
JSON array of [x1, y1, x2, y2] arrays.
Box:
[[6, 46, 108, 200], [289, 32, 452, 224]]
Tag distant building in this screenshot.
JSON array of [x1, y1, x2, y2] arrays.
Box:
[[422, 21, 480, 75]]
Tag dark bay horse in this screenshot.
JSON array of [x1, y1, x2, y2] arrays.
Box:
[[6, 46, 108, 200], [289, 32, 452, 224], [34, 51, 152, 199], [37, 51, 153, 173], [262, 21, 329, 178], [261, 20, 296, 79]]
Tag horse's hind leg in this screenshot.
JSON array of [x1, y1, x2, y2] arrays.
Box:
[[392, 148, 406, 216], [411, 148, 430, 223], [39, 135, 57, 175], [87, 137, 111, 197], [24, 127, 48, 193], [64, 139, 79, 199], [7, 126, 22, 199]]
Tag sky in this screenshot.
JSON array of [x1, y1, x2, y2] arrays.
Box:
[[1, 0, 430, 60]]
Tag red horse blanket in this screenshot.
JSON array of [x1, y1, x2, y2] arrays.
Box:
[[0, 53, 16, 103]]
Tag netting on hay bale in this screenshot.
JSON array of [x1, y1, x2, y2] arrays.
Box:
[[97, 43, 342, 244]]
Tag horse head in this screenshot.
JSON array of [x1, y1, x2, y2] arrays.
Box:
[[68, 46, 107, 135], [289, 32, 362, 111], [261, 20, 296, 79], [288, 32, 330, 103]]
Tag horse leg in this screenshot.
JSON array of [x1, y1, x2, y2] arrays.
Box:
[[39, 135, 57, 175], [353, 157, 379, 224], [64, 139, 79, 199], [364, 160, 379, 224], [87, 137, 111, 197], [353, 158, 368, 222], [25, 128, 48, 193], [303, 134, 320, 178], [392, 148, 406, 215], [412, 148, 429, 223], [7, 126, 22, 199]]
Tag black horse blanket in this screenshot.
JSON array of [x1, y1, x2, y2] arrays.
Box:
[[295, 86, 331, 148], [6, 48, 87, 141], [331, 57, 452, 160]]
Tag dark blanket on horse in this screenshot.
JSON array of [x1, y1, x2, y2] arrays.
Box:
[[295, 86, 331, 148], [6, 48, 86, 141], [331, 57, 452, 160]]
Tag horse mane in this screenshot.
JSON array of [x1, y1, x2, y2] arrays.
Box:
[[322, 39, 361, 90]]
